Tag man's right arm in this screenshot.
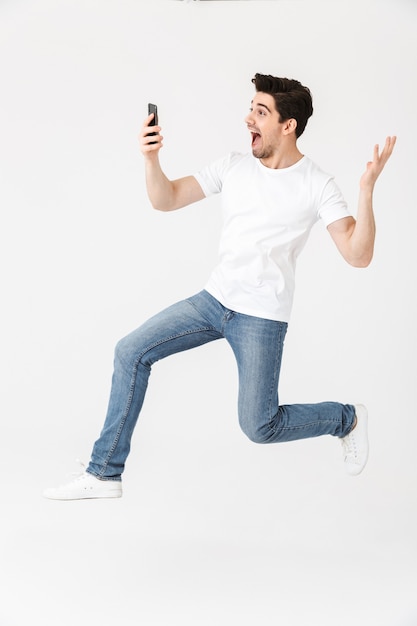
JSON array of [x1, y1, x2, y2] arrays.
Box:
[[139, 113, 205, 212]]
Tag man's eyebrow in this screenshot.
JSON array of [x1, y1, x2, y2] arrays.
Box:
[[250, 100, 272, 113]]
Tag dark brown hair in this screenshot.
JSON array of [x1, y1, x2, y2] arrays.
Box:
[[252, 73, 313, 138]]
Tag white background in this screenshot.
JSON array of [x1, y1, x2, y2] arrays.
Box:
[[0, 1, 416, 625]]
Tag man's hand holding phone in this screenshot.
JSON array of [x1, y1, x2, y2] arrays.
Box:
[[139, 103, 163, 156]]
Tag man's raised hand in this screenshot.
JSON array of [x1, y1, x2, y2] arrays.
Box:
[[360, 136, 396, 190]]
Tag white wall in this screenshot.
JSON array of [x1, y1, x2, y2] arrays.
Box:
[[1, 1, 416, 625]]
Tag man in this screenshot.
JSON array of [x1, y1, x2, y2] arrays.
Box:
[[44, 73, 396, 500]]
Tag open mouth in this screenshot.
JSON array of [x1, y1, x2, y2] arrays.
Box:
[[251, 131, 261, 147]]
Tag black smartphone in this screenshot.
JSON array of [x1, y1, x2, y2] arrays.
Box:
[[148, 103, 158, 142]]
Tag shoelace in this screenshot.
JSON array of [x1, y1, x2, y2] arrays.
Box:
[[68, 459, 88, 481], [341, 433, 358, 460]]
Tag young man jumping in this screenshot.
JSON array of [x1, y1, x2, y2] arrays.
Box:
[[44, 73, 396, 500]]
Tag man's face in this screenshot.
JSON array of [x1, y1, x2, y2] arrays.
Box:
[[245, 92, 284, 160]]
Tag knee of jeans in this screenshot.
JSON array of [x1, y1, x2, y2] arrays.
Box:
[[115, 333, 153, 372], [114, 335, 140, 369], [239, 417, 270, 444]]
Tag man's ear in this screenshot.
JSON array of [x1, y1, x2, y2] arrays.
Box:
[[282, 118, 297, 136]]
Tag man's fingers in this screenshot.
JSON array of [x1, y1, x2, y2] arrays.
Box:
[[140, 131, 163, 154], [139, 114, 160, 135], [383, 135, 396, 155], [371, 136, 396, 168]]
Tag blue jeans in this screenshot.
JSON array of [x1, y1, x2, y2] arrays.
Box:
[[87, 290, 355, 480]]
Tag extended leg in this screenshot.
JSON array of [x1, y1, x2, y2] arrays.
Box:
[[87, 295, 222, 479]]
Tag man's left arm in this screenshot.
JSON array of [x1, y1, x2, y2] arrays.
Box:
[[327, 136, 396, 267]]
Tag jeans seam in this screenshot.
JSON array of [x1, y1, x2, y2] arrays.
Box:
[[268, 323, 286, 435], [272, 419, 342, 440], [136, 327, 218, 361]]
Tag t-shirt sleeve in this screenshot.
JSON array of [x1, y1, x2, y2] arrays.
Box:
[[318, 177, 352, 227], [193, 152, 238, 198]]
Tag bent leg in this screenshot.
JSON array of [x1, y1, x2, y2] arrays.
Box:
[[88, 294, 222, 479], [225, 312, 355, 443]]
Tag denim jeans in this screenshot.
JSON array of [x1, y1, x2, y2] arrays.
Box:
[[87, 290, 355, 480]]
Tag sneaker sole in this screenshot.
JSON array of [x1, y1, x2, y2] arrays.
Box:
[[43, 488, 122, 501]]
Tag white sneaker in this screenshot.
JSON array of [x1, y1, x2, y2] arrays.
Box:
[[340, 404, 369, 476], [43, 461, 122, 500]]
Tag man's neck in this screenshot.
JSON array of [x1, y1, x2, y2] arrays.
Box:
[[260, 147, 304, 170]]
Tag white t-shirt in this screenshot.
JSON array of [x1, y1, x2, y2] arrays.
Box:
[[194, 152, 351, 322]]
